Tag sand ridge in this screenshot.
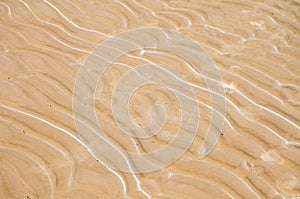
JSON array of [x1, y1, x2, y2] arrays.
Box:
[[0, 0, 300, 198]]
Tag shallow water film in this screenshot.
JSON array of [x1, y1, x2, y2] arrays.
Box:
[[0, 0, 300, 198]]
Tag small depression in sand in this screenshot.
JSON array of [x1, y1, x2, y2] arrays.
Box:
[[0, 0, 299, 198]]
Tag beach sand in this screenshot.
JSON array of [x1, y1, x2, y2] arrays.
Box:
[[0, 0, 299, 198]]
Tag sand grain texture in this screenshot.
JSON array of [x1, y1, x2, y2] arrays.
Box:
[[0, 0, 300, 198]]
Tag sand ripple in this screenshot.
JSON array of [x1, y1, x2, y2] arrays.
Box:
[[0, 0, 299, 198]]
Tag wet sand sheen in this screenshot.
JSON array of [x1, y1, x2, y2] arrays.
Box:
[[0, 0, 300, 198]]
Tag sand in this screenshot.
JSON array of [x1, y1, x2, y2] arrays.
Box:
[[0, 0, 299, 198]]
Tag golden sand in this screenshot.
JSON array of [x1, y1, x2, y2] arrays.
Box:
[[0, 0, 299, 198]]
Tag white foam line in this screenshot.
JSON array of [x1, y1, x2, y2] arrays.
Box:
[[85, 147, 127, 196], [0, 104, 128, 196], [10, 19, 91, 55], [235, 63, 300, 95], [241, 63, 295, 89], [125, 52, 223, 94], [200, 43, 226, 55], [130, 50, 240, 113], [199, 160, 261, 199], [1, 5, 84, 61], [133, 0, 198, 30], [0, 104, 83, 145], [247, 118, 300, 147], [155, 14, 179, 30], [64, 0, 84, 13], [0, 25, 31, 45], [125, 52, 237, 114], [84, 39, 299, 140], [50, 34, 92, 53], [278, 82, 300, 90], [0, 2, 12, 18], [246, 38, 278, 52], [204, 24, 246, 42], [12, 48, 74, 68], [34, 73, 72, 95], [17, 0, 95, 45], [132, 174, 152, 199], [157, 11, 192, 26], [1, 116, 71, 158], [232, 87, 300, 130], [42, 0, 108, 37], [131, 0, 156, 16], [74, 114, 150, 197], [267, 16, 300, 47], [4, 56, 33, 76], [54, 106, 151, 198], [12, 46, 75, 68], [1, 117, 76, 189], [172, 172, 235, 198], [114, 0, 138, 18], [54, 107, 152, 198], [160, 1, 206, 22], [114, 61, 234, 130], [226, 70, 283, 104], [119, 51, 299, 139]]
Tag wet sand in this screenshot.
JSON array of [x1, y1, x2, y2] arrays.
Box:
[[0, 0, 300, 198]]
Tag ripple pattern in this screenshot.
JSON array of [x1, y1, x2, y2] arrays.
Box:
[[0, 0, 299, 198]]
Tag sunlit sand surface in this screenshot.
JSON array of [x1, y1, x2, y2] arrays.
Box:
[[0, 0, 299, 198]]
